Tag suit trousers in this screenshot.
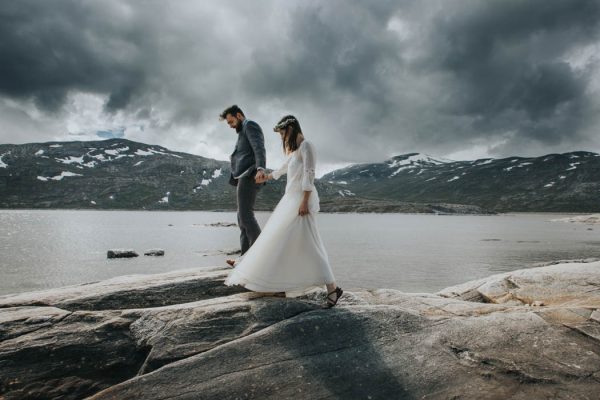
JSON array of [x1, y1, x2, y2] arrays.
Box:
[[236, 175, 262, 255]]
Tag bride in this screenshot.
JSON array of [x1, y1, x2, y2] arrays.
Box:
[[224, 115, 343, 308]]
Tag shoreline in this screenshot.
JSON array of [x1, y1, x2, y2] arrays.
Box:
[[1, 207, 597, 215]]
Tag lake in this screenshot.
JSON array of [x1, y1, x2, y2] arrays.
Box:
[[1, 210, 598, 296]]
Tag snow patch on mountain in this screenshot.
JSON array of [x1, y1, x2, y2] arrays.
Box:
[[56, 156, 85, 165], [0, 152, 8, 168], [390, 166, 413, 177], [105, 146, 129, 156], [159, 192, 170, 204], [38, 171, 84, 181], [504, 162, 533, 172], [387, 153, 453, 177], [388, 153, 452, 168], [474, 159, 493, 166], [135, 147, 183, 158]]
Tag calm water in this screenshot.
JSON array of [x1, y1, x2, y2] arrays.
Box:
[[1, 210, 599, 296]]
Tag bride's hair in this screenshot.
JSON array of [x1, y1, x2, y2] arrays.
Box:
[[274, 115, 302, 154]]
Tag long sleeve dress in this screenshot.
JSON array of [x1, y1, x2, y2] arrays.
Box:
[[224, 140, 336, 295]]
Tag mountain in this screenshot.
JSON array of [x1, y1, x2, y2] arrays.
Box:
[[3, 140, 597, 212], [0, 139, 488, 213], [322, 151, 600, 212], [0, 139, 263, 210]]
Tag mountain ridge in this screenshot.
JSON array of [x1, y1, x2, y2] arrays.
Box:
[[2, 139, 597, 212], [323, 150, 600, 211]]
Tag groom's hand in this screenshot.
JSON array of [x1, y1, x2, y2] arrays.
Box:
[[255, 170, 267, 183]]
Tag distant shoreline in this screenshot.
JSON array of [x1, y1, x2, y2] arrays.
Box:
[[0, 207, 595, 216]]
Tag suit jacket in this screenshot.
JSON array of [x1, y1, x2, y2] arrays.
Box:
[[229, 119, 267, 186]]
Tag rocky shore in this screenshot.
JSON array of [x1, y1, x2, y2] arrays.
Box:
[[318, 197, 493, 214], [551, 214, 600, 225], [1, 261, 599, 399]]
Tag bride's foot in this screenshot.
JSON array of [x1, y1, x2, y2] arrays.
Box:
[[323, 287, 343, 308], [226, 259, 236, 267]]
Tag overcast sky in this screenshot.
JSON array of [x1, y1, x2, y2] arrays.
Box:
[[1, 0, 600, 176]]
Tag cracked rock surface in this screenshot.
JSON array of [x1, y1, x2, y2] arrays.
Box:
[[1, 262, 600, 399]]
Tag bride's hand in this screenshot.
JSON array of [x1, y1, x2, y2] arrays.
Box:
[[298, 200, 309, 216]]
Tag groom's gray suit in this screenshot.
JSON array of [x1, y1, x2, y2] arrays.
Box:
[[229, 118, 266, 255]]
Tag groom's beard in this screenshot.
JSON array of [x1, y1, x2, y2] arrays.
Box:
[[235, 120, 243, 133]]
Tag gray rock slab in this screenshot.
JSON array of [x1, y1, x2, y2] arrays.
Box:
[[88, 305, 600, 400], [437, 260, 600, 307], [0, 308, 144, 400], [0, 294, 319, 399], [0, 266, 246, 311]]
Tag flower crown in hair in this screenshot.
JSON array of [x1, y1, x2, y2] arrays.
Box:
[[273, 117, 297, 132]]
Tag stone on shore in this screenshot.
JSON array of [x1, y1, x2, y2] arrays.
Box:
[[143, 249, 165, 256], [551, 214, 600, 224], [1, 261, 599, 399], [203, 222, 237, 227], [107, 249, 139, 259]]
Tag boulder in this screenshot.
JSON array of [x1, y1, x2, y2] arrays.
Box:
[[107, 250, 138, 259], [143, 249, 165, 256]]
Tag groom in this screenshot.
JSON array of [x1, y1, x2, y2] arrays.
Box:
[[219, 105, 267, 266]]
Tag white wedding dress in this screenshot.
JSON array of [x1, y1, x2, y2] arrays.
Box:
[[224, 140, 335, 296]]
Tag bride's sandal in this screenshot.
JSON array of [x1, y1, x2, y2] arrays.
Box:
[[323, 287, 343, 308]]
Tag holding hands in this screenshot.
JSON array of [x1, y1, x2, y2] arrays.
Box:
[[255, 170, 269, 184]]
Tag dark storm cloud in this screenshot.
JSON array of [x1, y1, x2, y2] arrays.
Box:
[[0, 1, 150, 112], [411, 0, 600, 151], [0, 0, 599, 163], [243, 1, 405, 121], [240, 0, 600, 159]]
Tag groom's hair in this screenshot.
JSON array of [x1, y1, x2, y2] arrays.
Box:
[[219, 105, 245, 120]]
